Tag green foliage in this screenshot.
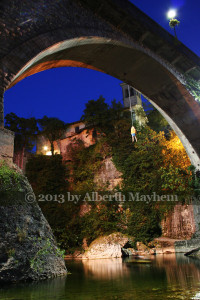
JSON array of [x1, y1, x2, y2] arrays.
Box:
[[147, 108, 170, 133], [26, 154, 68, 195], [29, 237, 65, 273], [159, 165, 191, 193], [169, 18, 180, 29], [38, 116, 68, 155], [26, 152, 84, 252], [81, 202, 123, 245], [188, 165, 200, 196], [40, 200, 83, 253], [127, 202, 162, 244], [184, 74, 200, 103], [7, 248, 16, 258], [69, 140, 106, 192], [25, 96, 195, 251], [110, 126, 166, 193], [81, 96, 124, 136], [0, 161, 23, 191], [169, 18, 180, 38], [5, 112, 38, 153], [81, 96, 109, 132]]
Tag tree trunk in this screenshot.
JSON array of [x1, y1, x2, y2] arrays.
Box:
[[174, 26, 177, 39], [50, 141, 54, 156]]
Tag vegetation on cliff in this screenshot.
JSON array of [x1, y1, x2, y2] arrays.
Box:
[[23, 96, 195, 250], [0, 161, 24, 192]]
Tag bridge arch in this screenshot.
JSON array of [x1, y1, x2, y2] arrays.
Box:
[[0, 0, 200, 168]]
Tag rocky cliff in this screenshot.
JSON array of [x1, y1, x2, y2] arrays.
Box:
[[94, 157, 122, 190], [161, 204, 196, 239], [0, 164, 67, 283]]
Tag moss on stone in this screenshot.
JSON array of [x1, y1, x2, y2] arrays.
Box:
[[0, 161, 24, 192]]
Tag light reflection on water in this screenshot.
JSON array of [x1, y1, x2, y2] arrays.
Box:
[[1, 254, 200, 299], [82, 258, 130, 279]]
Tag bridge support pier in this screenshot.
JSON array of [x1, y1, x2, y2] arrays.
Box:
[[0, 127, 14, 164], [0, 92, 14, 163], [0, 92, 4, 129]]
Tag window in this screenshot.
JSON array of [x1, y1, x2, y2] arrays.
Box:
[[125, 88, 129, 98], [130, 88, 134, 96]]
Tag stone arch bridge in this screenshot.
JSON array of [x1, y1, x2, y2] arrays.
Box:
[[0, 0, 200, 168]]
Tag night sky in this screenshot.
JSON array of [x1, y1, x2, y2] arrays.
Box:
[[4, 0, 200, 124]]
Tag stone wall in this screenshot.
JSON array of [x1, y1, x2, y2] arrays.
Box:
[[0, 0, 200, 168], [37, 128, 96, 159], [161, 204, 196, 239], [0, 128, 14, 163]]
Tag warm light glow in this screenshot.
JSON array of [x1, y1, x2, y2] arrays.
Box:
[[167, 9, 177, 19], [43, 146, 48, 151], [46, 151, 52, 156]]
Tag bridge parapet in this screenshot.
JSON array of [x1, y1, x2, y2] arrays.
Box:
[[78, 0, 200, 81]]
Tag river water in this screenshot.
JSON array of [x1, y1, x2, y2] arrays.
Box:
[[1, 254, 200, 300]]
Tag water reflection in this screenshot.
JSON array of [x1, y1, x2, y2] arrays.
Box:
[[82, 258, 130, 279], [0, 276, 67, 300], [1, 255, 200, 299], [155, 254, 200, 288]]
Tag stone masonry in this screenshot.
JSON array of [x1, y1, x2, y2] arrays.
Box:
[[0, 0, 199, 167]]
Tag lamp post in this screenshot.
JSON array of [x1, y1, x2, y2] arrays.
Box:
[[167, 9, 180, 39]]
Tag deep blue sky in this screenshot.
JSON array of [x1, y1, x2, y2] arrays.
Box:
[[4, 0, 200, 123]]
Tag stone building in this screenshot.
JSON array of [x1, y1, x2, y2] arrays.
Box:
[[120, 83, 148, 128], [36, 120, 90, 157], [120, 82, 142, 108], [37, 83, 147, 158], [37, 123, 98, 163]]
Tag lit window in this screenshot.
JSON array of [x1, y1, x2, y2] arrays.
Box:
[[46, 151, 52, 156]]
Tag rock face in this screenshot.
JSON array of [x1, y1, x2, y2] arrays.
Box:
[[0, 167, 67, 283], [94, 157, 122, 190], [82, 233, 128, 259], [161, 204, 196, 239]]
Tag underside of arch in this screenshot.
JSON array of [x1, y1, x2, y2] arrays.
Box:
[[5, 37, 200, 168]]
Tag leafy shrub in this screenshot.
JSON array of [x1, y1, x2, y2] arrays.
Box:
[[26, 154, 68, 195]]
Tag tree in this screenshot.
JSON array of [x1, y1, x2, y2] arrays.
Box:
[[26, 154, 68, 195], [38, 116, 68, 155], [147, 108, 170, 134], [81, 96, 109, 133], [169, 18, 180, 39], [120, 126, 166, 193], [5, 113, 38, 152], [81, 96, 125, 138], [109, 99, 124, 122], [5, 113, 38, 168]]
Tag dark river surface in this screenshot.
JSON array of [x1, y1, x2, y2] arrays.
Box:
[[1, 254, 200, 300]]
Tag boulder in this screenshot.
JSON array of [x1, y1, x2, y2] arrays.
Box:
[[0, 165, 67, 283], [184, 247, 200, 257], [82, 233, 129, 259]]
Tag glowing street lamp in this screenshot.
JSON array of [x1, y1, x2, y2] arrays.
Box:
[[167, 9, 177, 19], [167, 9, 180, 39], [43, 146, 48, 151]]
